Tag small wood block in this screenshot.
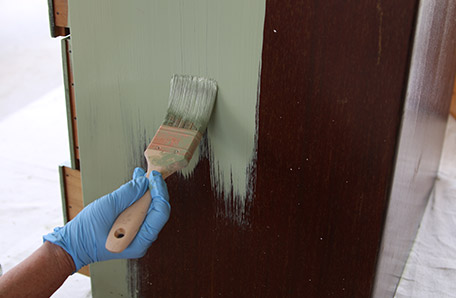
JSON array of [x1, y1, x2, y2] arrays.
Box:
[[48, 0, 69, 37], [53, 0, 68, 27], [62, 166, 83, 220]]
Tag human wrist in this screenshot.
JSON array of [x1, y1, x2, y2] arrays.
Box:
[[43, 241, 76, 275]]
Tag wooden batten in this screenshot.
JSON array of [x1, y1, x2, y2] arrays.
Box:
[[62, 37, 80, 169], [48, 0, 69, 37], [59, 165, 89, 276]]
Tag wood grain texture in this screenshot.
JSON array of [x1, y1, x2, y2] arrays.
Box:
[[62, 166, 83, 221], [251, 1, 417, 295], [451, 75, 456, 119], [53, 0, 68, 27]]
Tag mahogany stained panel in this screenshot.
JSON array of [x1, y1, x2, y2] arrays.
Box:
[[451, 76, 456, 118], [137, 1, 420, 297], [255, 1, 418, 296]]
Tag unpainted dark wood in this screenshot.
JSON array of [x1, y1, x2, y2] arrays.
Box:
[[451, 76, 456, 118], [251, 1, 418, 296], [136, 1, 456, 297]]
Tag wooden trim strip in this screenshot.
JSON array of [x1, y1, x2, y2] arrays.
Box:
[[62, 37, 80, 169]]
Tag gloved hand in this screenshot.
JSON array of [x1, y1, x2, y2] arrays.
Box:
[[44, 168, 171, 272]]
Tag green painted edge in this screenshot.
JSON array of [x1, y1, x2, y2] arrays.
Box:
[[47, 0, 57, 37], [61, 37, 77, 169], [58, 165, 69, 224]]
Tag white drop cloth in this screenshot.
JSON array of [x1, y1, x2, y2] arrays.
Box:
[[396, 116, 456, 298]]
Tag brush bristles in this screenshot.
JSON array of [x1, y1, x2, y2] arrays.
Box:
[[163, 74, 217, 133]]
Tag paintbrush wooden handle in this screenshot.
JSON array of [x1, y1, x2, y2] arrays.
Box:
[[106, 126, 202, 253], [105, 75, 215, 253], [105, 169, 171, 253], [105, 189, 152, 253]]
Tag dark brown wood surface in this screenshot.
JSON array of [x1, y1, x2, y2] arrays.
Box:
[[451, 76, 456, 118], [136, 1, 456, 297]]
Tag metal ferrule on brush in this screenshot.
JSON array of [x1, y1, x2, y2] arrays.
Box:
[[149, 125, 202, 160], [143, 75, 216, 177], [144, 125, 202, 177]]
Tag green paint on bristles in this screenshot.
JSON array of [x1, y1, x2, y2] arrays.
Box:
[[163, 74, 217, 133]]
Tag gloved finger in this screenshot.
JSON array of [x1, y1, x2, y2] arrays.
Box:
[[126, 173, 170, 254], [132, 167, 146, 179], [147, 170, 171, 230], [128, 200, 170, 256], [147, 199, 171, 223], [109, 168, 148, 214], [149, 171, 170, 203], [148, 191, 171, 218], [140, 192, 171, 242], [107, 176, 149, 215]]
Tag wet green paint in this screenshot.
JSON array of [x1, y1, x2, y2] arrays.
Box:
[[69, 0, 265, 296]]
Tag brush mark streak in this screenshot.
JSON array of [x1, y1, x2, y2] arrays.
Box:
[[177, 0, 266, 225]]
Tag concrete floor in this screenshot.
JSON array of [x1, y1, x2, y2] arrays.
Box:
[[0, 0, 63, 120]]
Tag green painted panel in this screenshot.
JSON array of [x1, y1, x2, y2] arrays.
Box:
[[68, 0, 265, 296]]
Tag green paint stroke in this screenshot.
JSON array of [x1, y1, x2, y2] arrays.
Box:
[[173, 0, 266, 224], [71, 0, 266, 223], [69, 0, 266, 296]]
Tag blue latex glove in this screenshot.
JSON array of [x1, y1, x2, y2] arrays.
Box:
[[44, 168, 171, 272]]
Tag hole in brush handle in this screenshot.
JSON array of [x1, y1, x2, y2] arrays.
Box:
[[114, 228, 126, 239], [106, 189, 152, 253]]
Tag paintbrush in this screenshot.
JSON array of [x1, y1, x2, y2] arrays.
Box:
[[105, 74, 217, 253]]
